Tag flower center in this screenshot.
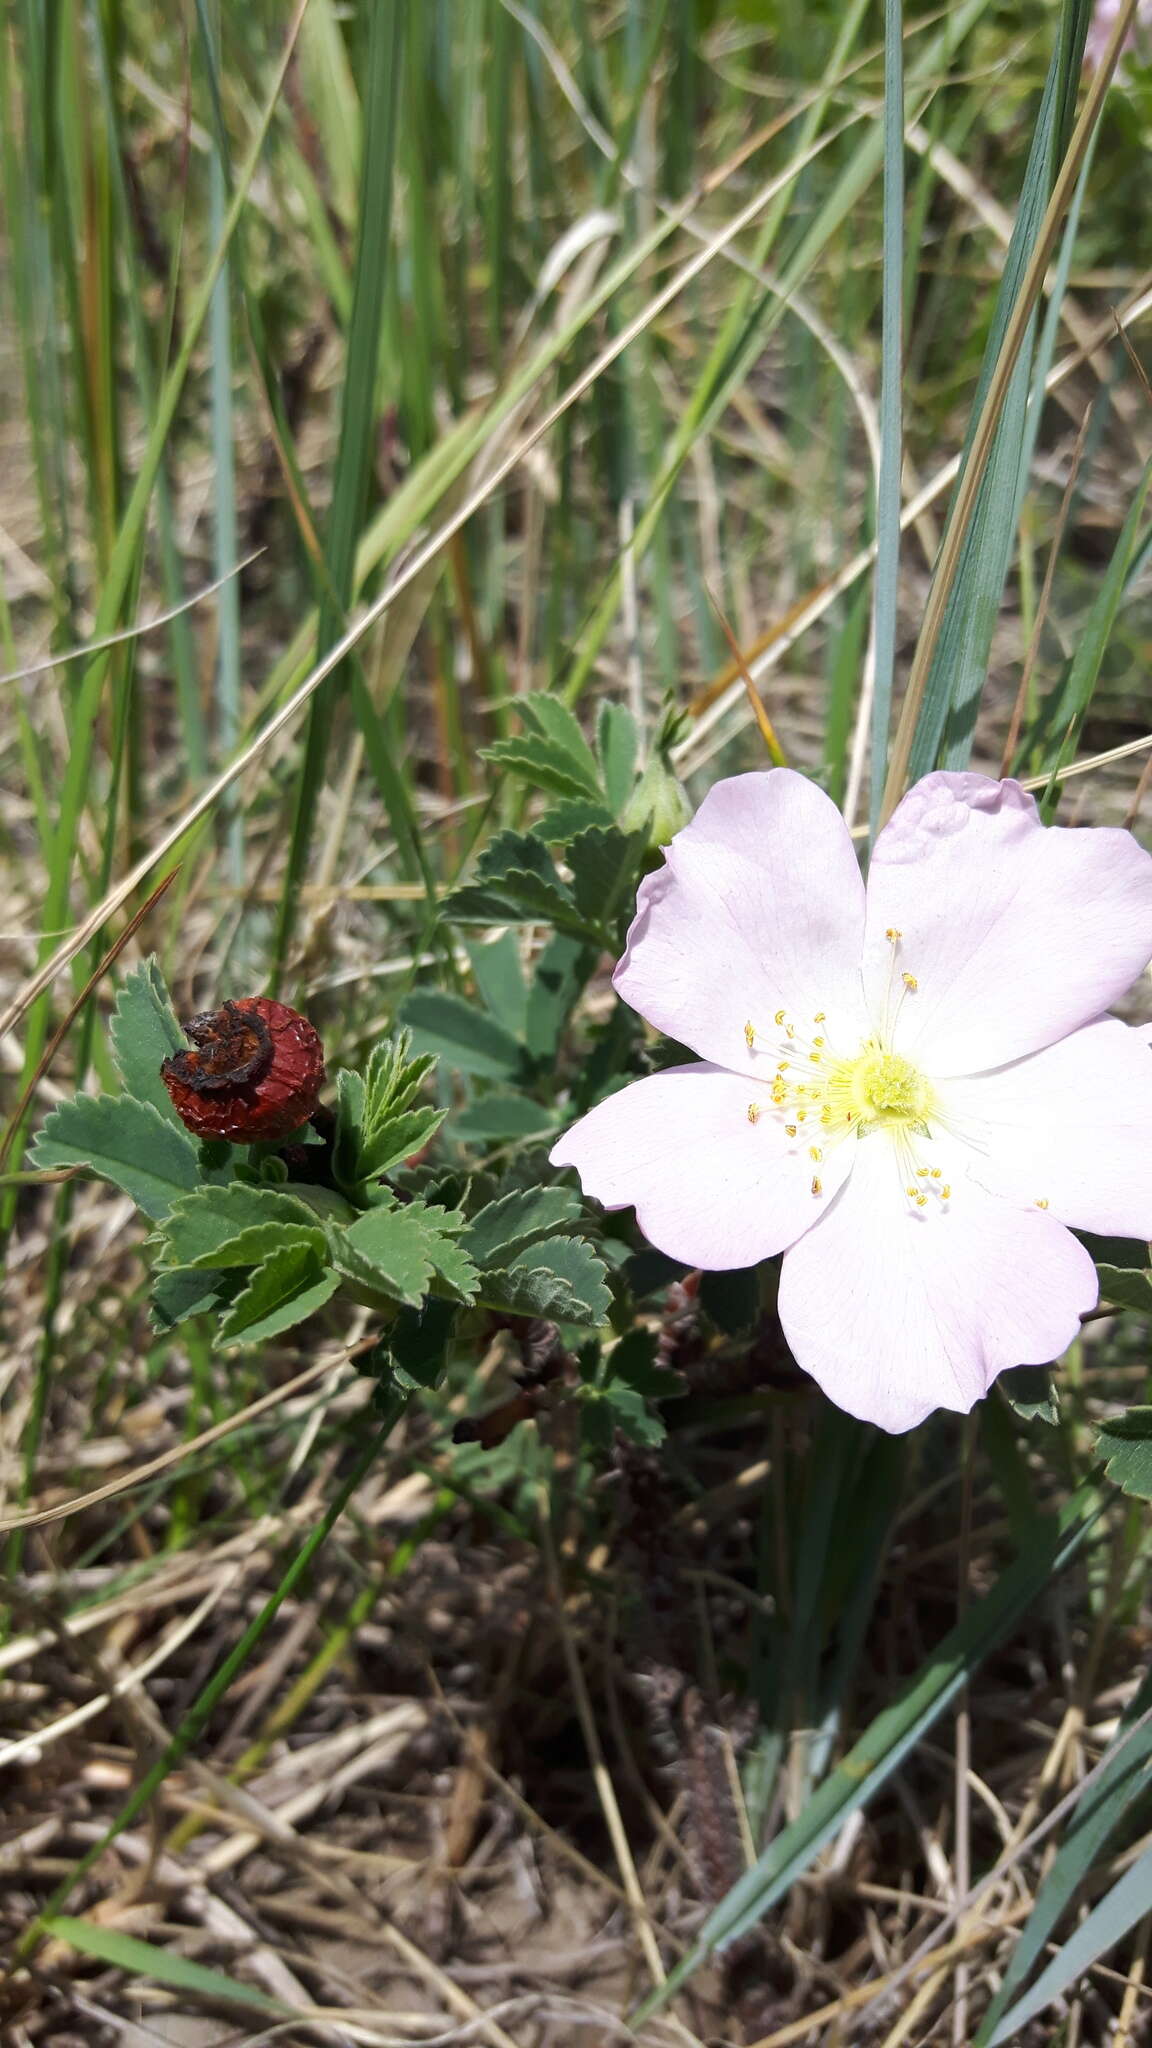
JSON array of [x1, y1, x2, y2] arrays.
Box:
[[835, 1045, 934, 1130], [743, 940, 951, 1210]]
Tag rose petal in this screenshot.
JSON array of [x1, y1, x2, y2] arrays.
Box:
[[865, 772, 1152, 1074], [549, 1062, 854, 1269], [614, 769, 867, 1079], [943, 1017, 1152, 1237], [778, 1132, 1097, 1432]]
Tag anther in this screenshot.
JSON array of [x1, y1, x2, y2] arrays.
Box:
[[931, 1168, 941, 1179], [785, 1124, 797, 1137], [744, 1020, 756, 1049], [886, 927, 902, 941], [813, 1036, 825, 1047], [814, 1011, 826, 1023], [915, 1193, 928, 1207], [747, 1103, 761, 1124], [902, 972, 918, 992], [811, 1176, 823, 1196], [774, 1009, 786, 1026], [809, 1052, 822, 1064], [809, 1146, 822, 1161], [1036, 1197, 1048, 1210], [942, 1185, 952, 1200]]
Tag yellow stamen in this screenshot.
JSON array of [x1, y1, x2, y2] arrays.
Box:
[[811, 1176, 822, 1196], [747, 1103, 761, 1124]]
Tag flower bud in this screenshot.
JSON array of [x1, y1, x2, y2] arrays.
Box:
[[620, 751, 693, 849], [161, 997, 326, 1144]]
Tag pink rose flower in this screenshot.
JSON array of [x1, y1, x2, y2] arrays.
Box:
[[551, 771, 1152, 1433]]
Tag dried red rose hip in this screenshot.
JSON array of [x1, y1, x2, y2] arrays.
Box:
[[161, 997, 326, 1144]]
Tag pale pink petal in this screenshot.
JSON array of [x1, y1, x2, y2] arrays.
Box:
[[614, 769, 867, 1080], [549, 1062, 853, 1269], [943, 1018, 1152, 1238], [778, 1133, 1097, 1433], [864, 772, 1152, 1074]]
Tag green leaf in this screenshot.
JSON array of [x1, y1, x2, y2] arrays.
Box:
[[453, 1093, 554, 1142], [481, 1235, 611, 1326], [42, 1917, 288, 2017], [158, 1182, 322, 1268], [400, 989, 525, 1081], [566, 824, 637, 924], [518, 692, 603, 778], [218, 1243, 341, 1347], [1000, 1365, 1059, 1426], [338, 1199, 475, 1309], [597, 701, 638, 816], [442, 831, 598, 939], [535, 797, 617, 842], [524, 934, 597, 1061], [603, 1381, 667, 1446], [606, 1327, 685, 1399], [332, 1041, 445, 1191], [467, 932, 528, 1038], [483, 692, 602, 798], [463, 1186, 584, 1267], [183, 1221, 325, 1271], [359, 1105, 446, 1179], [1095, 1407, 1152, 1501], [1097, 1263, 1152, 1313], [482, 732, 603, 802], [383, 1296, 459, 1390], [150, 1265, 239, 1332], [31, 1094, 200, 1220], [109, 957, 186, 1119]]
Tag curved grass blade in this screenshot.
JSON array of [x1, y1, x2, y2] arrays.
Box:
[[275, 0, 410, 976], [41, 1918, 288, 2018], [975, 1673, 1152, 2041], [984, 1830, 1152, 2044], [631, 1482, 1100, 2024]]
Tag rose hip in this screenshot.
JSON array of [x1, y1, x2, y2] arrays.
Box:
[[161, 997, 326, 1144]]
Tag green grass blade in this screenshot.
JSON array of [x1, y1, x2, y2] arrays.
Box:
[[7, 4, 308, 1208], [868, 0, 905, 839], [884, 0, 1111, 813], [985, 1831, 1152, 2044], [41, 1918, 288, 2017], [274, 0, 407, 977], [631, 1482, 1100, 2023], [975, 1671, 1152, 2042]]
